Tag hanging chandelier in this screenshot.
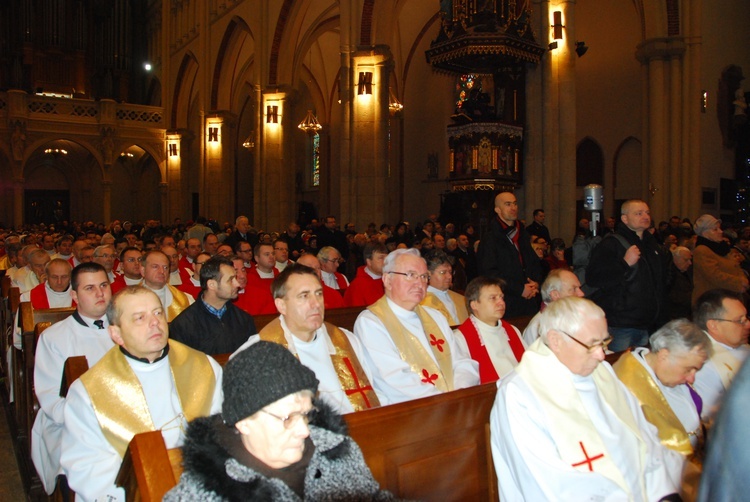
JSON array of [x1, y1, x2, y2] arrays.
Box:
[[389, 89, 403, 115], [298, 109, 322, 134]]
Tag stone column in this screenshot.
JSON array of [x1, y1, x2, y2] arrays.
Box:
[[102, 180, 112, 224], [202, 111, 237, 222], [13, 177, 24, 228], [347, 47, 392, 227], [258, 90, 293, 232], [166, 130, 192, 220]]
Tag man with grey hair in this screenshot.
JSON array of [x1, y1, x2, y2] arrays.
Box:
[[491, 297, 680, 501], [318, 246, 349, 293], [614, 319, 711, 458], [14, 247, 51, 293], [522, 268, 584, 346], [93, 244, 118, 282], [353, 248, 479, 404]]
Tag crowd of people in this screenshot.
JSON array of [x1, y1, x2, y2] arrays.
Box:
[[2, 193, 749, 500]]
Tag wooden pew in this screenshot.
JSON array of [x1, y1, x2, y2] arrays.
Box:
[[115, 383, 499, 501], [0, 273, 10, 381]]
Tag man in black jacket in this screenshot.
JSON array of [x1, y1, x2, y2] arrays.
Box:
[[586, 199, 665, 352], [477, 192, 542, 317], [170, 255, 257, 355]]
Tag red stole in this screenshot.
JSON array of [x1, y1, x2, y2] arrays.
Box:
[[29, 283, 50, 309], [458, 317, 525, 384], [334, 272, 348, 291]]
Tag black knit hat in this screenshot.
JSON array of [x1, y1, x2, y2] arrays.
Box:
[[222, 341, 319, 426]]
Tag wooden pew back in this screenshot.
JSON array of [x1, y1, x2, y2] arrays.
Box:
[[116, 383, 499, 501]]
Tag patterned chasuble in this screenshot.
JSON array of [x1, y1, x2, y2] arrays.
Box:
[[614, 351, 695, 456], [367, 296, 454, 392], [259, 318, 380, 411], [79, 341, 216, 457]]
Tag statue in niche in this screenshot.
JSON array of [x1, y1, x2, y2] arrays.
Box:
[[477, 138, 492, 173], [11, 123, 26, 161]]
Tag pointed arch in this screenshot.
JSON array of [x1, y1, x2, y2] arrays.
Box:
[[211, 16, 254, 111], [576, 137, 605, 187], [172, 51, 199, 129]]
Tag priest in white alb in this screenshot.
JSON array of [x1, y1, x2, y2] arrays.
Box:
[[420, 249, 469, 325], [490, 296, 681, 501]]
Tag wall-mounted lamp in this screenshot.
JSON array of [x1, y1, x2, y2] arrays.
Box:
[[551, 11, 564, 40], [358, 72, 373, 95], [266, 105, 279, 123], [575, 41, 589, 57], [548, 41, 558, 50], [168, 143, 179, 156], [702, 90, 708, 113], [207, 126, 219, 142]]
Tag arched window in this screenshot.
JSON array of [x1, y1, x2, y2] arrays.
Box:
[[576, 138, 604, 186]]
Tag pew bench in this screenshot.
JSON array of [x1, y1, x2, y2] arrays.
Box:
[[115, 383, 499, 501]]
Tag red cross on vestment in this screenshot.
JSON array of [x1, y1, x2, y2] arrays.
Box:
[[421, 369, 438, 385], [571, 441, 605, 471], [342, 357, 374, 408], [429, 334, 445, 352]]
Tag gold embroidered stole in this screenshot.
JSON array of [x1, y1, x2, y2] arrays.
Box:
[[79, 341, 216, 457], [516, 339, 648, 498], [368, 297, 454, 392], [614, 351, 693, 456], [166, 284, 191, 321], [421, 290, 469, 325], [259, 318, 380, 411], [708, 336, 743, 389]]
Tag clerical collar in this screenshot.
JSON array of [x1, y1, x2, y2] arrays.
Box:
[[73, 311, 107, 329], [45, 282, 70, 295], [119, 342, 170, 364], [471, 314, 500, 330], [365, 267, 382, 279]]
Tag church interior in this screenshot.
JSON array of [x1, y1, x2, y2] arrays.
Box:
[[1, 0, 749, 242]]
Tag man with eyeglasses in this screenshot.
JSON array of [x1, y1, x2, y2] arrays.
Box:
[[353, 248, 479, 404], [317, 246, 349, 294], [692, 288, 750, 421], [93, 244, 118, 282], [344, 242, 388, 307], [20, 258, 73, 309], [420, 249, 468, 325], [454, 276, 525, 383], [273, 239, 294, 272], [490, 296, 680, 501], [61, 286, 222, 500], [110, 247, 145, 294]]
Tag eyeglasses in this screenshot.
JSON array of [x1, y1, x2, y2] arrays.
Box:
[[96, 254, 117, 259], [388, 271, 431, 283], [433, 269, 454, 276], [124, 257, 142, 263], [323, 258, 342, 264], [195, 261, 208, 266], [710, 317, 750, 325], [556, 329, 612, 353], [260, 406, 318, 429]]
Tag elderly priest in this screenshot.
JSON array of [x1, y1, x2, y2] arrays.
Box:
[[490, 297, 681, 501]]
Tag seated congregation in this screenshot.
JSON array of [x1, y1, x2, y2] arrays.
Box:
[[2, 201, 749, 500]]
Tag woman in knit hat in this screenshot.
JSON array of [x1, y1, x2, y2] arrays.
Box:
[[164, 341, 394, 501]]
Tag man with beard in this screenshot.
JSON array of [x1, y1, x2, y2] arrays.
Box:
[[170, 255, 257, 355]]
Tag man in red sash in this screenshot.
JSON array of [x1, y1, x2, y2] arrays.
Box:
[[454, 277, 526, 383], [20, 258, 73, 309], [243, 264, 380, 414]]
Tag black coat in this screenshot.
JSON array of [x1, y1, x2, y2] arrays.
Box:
[[169, 296, 257, 355], [586, 225, 665, 329], [477, 218, 542, 317]]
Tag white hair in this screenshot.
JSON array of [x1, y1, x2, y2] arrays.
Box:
[[538, 297, 605, 345], [383, 248, 421, 274]]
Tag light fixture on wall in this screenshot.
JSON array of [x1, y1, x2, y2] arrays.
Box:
[[551, 11, 564, 40], [358, 71, 373, 95], [242, 132, 255, 149], [298, 109, 322, 134], [548, 41, 558, 50], [44, 148, 68, 155], [389, 89, 403, 115], [575, 41, 589, 57], [168, 143, 179, 156], [266, 105, 279, 123], [207, 126, 219, 142]]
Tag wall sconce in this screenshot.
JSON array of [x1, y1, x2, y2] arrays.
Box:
[[551, 11, 564, 40], [266, 105, 279, 123], [168, 143, 179, 156], [207, 126, 219, 142], [575, 41, 589, 57], [701, 90, 708, 113], [358, 72, 373, 95], [548, 41, 558, 50]]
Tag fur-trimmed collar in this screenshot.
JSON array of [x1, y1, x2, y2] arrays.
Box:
[[180, 400, 350, 500]]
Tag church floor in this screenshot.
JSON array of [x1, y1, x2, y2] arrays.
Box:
[[0, 384, 27, 501]]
